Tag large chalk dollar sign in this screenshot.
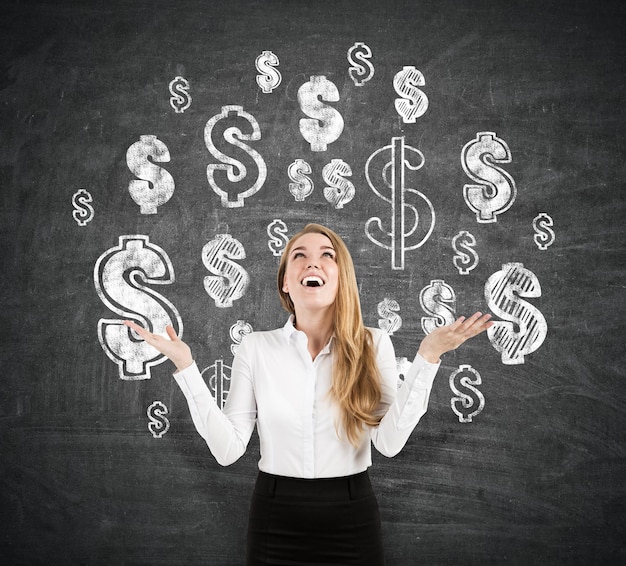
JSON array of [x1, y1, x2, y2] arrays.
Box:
[[94, 235, 183, 380], [127, 135, 175, 215], [205, 105, 267, 208], [462, 131, 517, 223], [393, 66, 429, 123], [485, 262, 547, 365], [322, 159, 355, 209], [420, 279, 456, 335], [365, 137, 435, 269], [450, 365, 485, 423], [298, 76, 344, 152], [202, 234, 250, 308], [347, 42, 374, 86], [288, 159, 314, 201], [255, 50, 282, 93]]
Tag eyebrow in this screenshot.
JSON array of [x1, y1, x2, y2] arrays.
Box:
[[291, 245, 335, 253]]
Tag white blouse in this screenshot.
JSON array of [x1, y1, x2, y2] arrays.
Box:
[[174, 317, 440, 479]]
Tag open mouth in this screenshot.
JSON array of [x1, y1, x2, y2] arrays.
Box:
[[301, 276, 324, 287]]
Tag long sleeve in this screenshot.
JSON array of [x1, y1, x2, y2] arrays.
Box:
[[173, 339, 257, 466], [369, 330, 440, 457]]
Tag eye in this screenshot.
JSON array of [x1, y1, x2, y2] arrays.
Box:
[[322, 251, 336, 259]]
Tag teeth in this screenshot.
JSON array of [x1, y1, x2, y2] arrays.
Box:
[[302, 276, 324, 287]]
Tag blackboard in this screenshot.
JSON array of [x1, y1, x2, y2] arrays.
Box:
[[1, 0, 625, 564]]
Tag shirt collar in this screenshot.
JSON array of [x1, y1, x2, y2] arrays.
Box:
[[282, 315, 335, 351]]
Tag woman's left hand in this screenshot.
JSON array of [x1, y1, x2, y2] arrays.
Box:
[[417, 312, 494, 364]]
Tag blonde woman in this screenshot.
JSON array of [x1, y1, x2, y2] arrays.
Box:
[[125, 223, 492, 565]]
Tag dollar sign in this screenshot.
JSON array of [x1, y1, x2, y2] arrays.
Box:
[[420, 279, 456, 335], [72, 188, 94, 226], [298, 75, 345, 152], [449, 365, 485, 423], [126, 135, 176, 215], [377, 298, 402, 336], [533, 213, 555, 250], [168, 76, 191, 113], [255, 50, 282, 93], [393, 66, 429, 123], [452, 230, 479, 275], [202, 234, 250, 308], [230, 320, 253, 356], [365, 137, 435, 270], [288, 159, 314, 201], [204, 105, 267, 208], [322, 159, 355, 209], [94, 235, 183, 380], [485, 262, 547, 365], [462, 131, 517, 223], [201, 359, 231, 409], [347, 42, 375, 86], [147, 401, 170, 438], [267, 219, 289, 257]]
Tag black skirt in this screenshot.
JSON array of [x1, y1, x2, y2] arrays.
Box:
[[247, 470, 385, 565]]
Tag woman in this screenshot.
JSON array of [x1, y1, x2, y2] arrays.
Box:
[[125, 223, 492, 565]]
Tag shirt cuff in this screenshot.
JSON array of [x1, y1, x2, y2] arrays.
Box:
[[173, 361, 211, 399]]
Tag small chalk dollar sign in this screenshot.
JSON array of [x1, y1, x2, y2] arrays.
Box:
[[72, 188, 94, 226]]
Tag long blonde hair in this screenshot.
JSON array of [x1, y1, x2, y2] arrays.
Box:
[[277, 223, 382, 446]]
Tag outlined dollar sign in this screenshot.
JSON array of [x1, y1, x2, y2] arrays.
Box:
[[288, 159, 314, 201], [485, 262, 547, 365], [126, 135, 175, 215], [169, 76, 191, 113], [420, 279, 456, 334], [205, 105, 267, 208], [94, 235, 183, 380], [147, 401, 170, 438], [365, 136, 435, 270], [377, 298, 402, 336], [230, 320, 253, 356], [72, 188, 94, 226], [201, 359, 231, 409], [202, 233, 250, 308], [322, 159, 355, 209], [255, 50, 282, 93], [533, 213, 555, 250], [452, 230, 479, 275], [393, 66, 429, 123], [450, 365, 485, 423], [298, 75, 344, 152], [462, 131, 517, 223], [267, 219, 289, 256], [347, 42, 374, 86]]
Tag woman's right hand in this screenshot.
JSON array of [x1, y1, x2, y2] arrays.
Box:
[[123, 321, 194, 372]]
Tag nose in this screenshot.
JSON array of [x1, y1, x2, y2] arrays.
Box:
[[307, 260, 319, 268]]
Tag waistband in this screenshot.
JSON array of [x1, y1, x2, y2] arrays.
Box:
[[254, 470, 373, 501]]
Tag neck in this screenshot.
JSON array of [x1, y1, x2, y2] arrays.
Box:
[[293, 307, 335, 359]]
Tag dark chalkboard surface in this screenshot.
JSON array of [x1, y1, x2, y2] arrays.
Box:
[[1, 0, 625, 564]]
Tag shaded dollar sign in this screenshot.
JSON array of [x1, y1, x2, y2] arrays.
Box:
[[322, 159, 354, 209], [377, 298, 402, 336], [72, 188, 94, 226], [450, 364, 485, 423], [420, 279, 456, 335], [452, 230, 479, 275], [204, 105, 267, 208], [533, 213, 555, 250], [298, 75, 344, 152], [169, 76, 191, 113], [485, 262, 547, 365], [365, 137, 435, 270], [201, 359, 231, 409], [94, 235, 183, 380], [230, 319, 253, 356], [267, 219, 289, 257], [393, 66, 429, 123], [347, 42, 374, 86], [127, 135, 175, 215], [462, 131, 516, 223], [202, 233, 250, 308], [255, 50, 282, 93], [147, 401, 170, 438], [288, 159, 314, 201]]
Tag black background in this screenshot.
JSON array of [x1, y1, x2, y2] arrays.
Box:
[[1, 0, 625, 564]]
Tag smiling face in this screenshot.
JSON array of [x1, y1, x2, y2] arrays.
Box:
[[281, 232, 340, 315]]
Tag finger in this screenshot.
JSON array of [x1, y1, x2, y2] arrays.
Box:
[[165, 325, 179, 341], [463, 313, 493, 336], [124, 320, 152, 340]]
